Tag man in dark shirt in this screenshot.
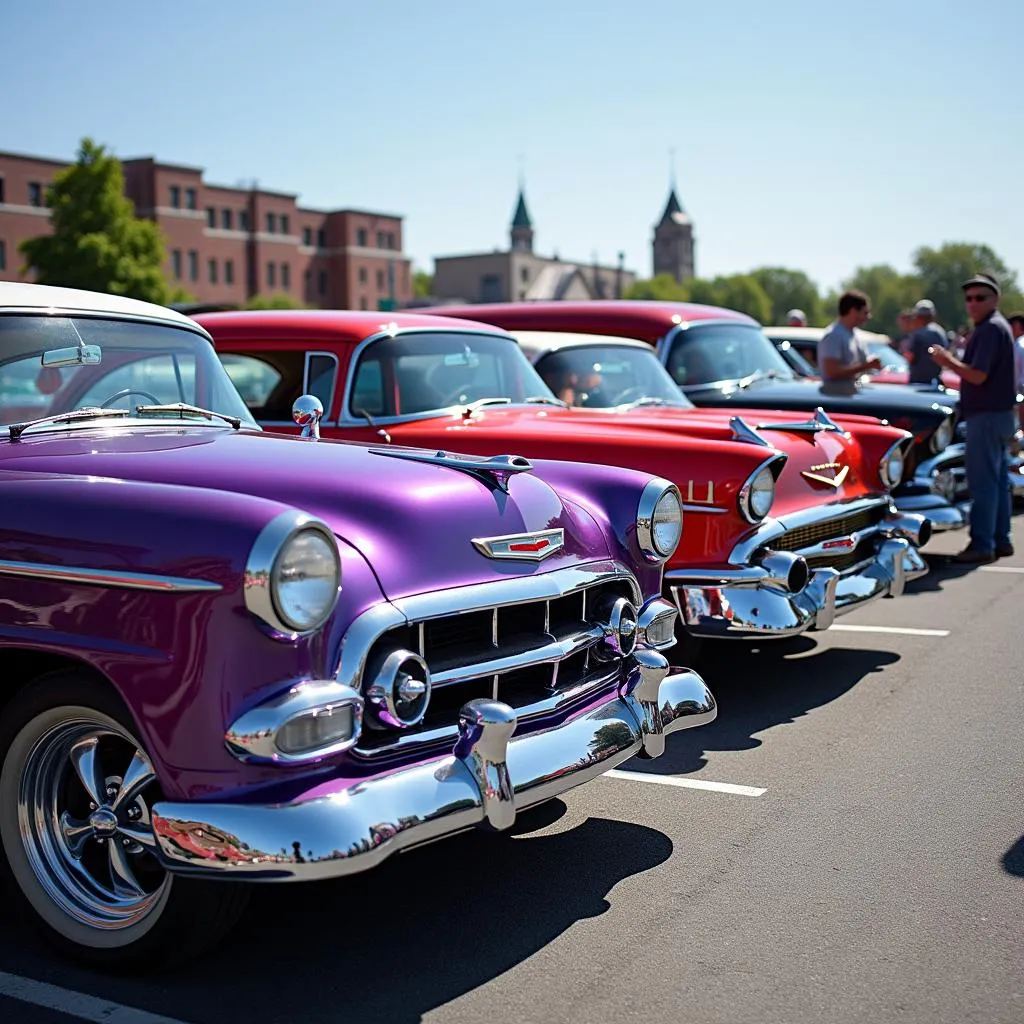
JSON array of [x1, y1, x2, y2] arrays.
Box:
[[930, 273, 1017, 563], [902, 299, 947, 384]]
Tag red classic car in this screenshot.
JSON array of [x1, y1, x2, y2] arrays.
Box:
[[202, 309, 931, 655]]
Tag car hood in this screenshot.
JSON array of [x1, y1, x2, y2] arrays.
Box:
[[684, 377, 956, 424], [0, 426, 610, 601]]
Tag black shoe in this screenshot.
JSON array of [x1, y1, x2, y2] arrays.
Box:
[[953, 547, 996, 565], [996, 543, 1015, 558]]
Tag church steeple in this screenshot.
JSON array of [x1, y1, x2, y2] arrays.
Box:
[[652, 163, 695, 283], [510, 185, 534, 253]]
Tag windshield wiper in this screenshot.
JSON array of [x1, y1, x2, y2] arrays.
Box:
[[524, 395, 568, 407], [135, 403, 242, 429], [8, 407, 131, 441], [622, 396, 672, 409], [461, 397, 513, 415], [354, 407, 392, 444], [735, 369, 777, 390]]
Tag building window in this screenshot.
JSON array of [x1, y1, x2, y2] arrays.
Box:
[[225, 259, 234, 285], [208, 258, 218, 284], [376, 231, 385, 248], [267, 262, 276, 288], [388, 232, 397, 249], [188, 251, 198, 282], [304, 269, 312, 298], [206, 207, 216, 228], [360, 295, 368, 310], [171, 249, 182, 279], [0, 239, 6, 271], [239, 210, 249, 230], [281, 263, 290, 290], [358, 267, 367, 284], [357, 228, 367, 247], [28, 181, 44, 207], [317, 228, 326, 248], [303, 227, 312, 247], [520, 267, 529, 283], [0, 178, 5, 204], [169, 185, 181, 208], [185, 188, 197, 210], [480, 274, 502, 302], [221, 209, 233, 230], [376, 269, 385, 290], [280, 215, 290, 235], [318, 270, 326, 296], [265, 212, 276, 234]]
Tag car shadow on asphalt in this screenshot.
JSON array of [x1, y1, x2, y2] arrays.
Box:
[[904, 551, 997, 593], [1002, 835, 1024, 877], [0, 810, 673, 1023], [622, 638, 900, 776]]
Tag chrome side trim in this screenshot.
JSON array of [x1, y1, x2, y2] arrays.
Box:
[[755, 407, 848, 436], [372, 448, 533, 493], [0, 560, 222, 593]]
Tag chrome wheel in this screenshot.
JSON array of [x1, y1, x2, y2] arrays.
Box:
[[12, 711, 169, 933]]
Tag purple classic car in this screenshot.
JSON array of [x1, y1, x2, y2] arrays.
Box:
[[0, 282, 716, 969]]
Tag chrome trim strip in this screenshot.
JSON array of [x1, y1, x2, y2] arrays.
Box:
[[756, 407, 848, 436], [730, 416, 772, 446], [0, 560, 222, 593], [0, 307, 213, 341], [372, 449, 533, 492], [681, 503, 728, 514]]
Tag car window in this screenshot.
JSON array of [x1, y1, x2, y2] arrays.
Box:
[[666, 324, 795, 386], [75, 353, 197, 408], [305, 354, 337, 412], [217, 350, 305, 420], [220, 354, 282, 407]]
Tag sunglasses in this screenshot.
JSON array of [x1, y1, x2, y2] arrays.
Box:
[[965, 293, 992, 303]]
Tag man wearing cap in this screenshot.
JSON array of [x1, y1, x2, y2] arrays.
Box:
[[901, 299, 948, 384], [786, 309, 807, 327], [930, 273, 1017, 564]]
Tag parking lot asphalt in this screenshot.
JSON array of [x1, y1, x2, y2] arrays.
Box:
[[1, 521, 1022, 1024]]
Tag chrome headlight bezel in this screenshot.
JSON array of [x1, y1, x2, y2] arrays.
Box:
[[636, 479, 683, 563], [879, 439, 906, 490], [244, 511, 341, 638], [930, 416, 954, 454], [738, 459, 780, 524]]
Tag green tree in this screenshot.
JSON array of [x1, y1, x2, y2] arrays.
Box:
[[913, 243, 1024, 332], [20, 138, 172, 303], [748, 266, 823, 327], [244, 293, 307, 310], [840, 264, 921, 338], [707, 274, 773, 324], [413, 269, 434, 298], [623, 273, 689, 301]]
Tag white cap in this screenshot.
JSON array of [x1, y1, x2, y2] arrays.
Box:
[[786, 308, 806, 323], [914, 299, 936, 316]]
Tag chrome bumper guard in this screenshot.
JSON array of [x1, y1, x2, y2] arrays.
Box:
[[666, 511, 929, 640], [150, 651, 715, 882], [911, 442, 1024, 517]]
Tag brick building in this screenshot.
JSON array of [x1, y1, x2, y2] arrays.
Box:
[[0, 149, 413, 310]]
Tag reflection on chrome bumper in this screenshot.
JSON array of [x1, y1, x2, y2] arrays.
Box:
[[912, 442, 1024, 509], [150, 654, 715, 881], [667, 530, 929, 640]]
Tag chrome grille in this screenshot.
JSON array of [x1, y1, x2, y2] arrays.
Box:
[[354, 572, 637, 755], [773, 507, 882, 553]]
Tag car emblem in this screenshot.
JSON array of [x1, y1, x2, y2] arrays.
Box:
[[472, 528, 564, 561], [801, 462, 849, 488]]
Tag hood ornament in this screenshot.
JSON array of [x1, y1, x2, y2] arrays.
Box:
[[372, 449, 533, 493], [729, 416, 771, 446], [757, 407, 847, 436], [801, 461, 849, 488], [472, 528, 564, 561]]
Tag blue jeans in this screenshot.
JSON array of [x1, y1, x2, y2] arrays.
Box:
[[966, 409, 1017, 552]]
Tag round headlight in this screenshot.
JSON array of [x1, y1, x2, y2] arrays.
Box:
[[931, 417, 954, 454], [880, 444, 905, 489], [273, 528, 341, 632], [740, 465, 775, 523], [637, 480, 682, 562]]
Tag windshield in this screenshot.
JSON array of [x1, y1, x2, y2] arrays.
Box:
[[865, 340, 909, 372], [664, 323, 796, 388], [773, 338, 818, 377], [0, 314, 258, 430], [522, 338, 693, 409], [348, 330, 556, 418]]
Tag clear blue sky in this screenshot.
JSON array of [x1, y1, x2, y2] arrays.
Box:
[[5, 0, 1022, 292]]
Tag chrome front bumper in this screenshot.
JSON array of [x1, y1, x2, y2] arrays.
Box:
[[150, 652, 715, 882], [666, 511, 930, 640]]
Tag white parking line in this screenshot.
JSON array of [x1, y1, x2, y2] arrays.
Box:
[[828, 624, 950, 637], [604, 769, 766, 797], [0, 971, 189, 1024], [979, 565, 1024, 574]]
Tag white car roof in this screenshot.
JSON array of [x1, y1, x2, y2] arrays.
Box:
[[764, 325, 892, 344], [0, 281, 201, 330], [509, 328, 653, 360]]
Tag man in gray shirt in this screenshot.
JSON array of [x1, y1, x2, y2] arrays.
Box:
[[819, 290, 882, 388], [901, 298, 948, 384]]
